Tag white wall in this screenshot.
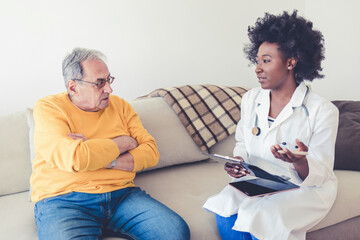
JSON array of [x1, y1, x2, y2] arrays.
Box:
[[0, 0, 358, 116], [305, 0, 360, 101]]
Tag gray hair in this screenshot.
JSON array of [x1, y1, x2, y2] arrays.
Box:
[[62, 48, 106, 87]]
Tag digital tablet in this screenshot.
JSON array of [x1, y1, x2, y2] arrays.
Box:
[[204, 153, 287, 183], [204, 153, 300, 197], [230, 178, 299, 197]]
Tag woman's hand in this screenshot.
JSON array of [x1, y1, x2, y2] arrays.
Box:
[[271, 139, 308, 164], [224, 156, 250, 178], [271, 139, 309, 180]]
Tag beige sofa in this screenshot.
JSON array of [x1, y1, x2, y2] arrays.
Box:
[[1, 96, 359, 240]]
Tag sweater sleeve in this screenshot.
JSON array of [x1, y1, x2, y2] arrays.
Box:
[[33, 99, 120, 173], [123, 101, 159, 172]]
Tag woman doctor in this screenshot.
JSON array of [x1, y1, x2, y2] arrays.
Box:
[[203, 11, 339, 240]]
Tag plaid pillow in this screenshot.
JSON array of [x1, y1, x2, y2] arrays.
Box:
[[141, 85, 247, 152]]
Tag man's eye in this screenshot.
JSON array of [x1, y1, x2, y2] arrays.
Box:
[[95, 80, 105, 86]]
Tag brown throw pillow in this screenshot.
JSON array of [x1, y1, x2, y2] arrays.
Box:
[[332, 101, 360, 171]]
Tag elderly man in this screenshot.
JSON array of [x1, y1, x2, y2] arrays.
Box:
[[30, 48, 190, 240]]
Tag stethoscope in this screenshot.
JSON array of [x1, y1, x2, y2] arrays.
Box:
[[251, 86, 311, 147]]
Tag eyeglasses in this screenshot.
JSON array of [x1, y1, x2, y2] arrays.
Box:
[[72, 76, 115, 89]]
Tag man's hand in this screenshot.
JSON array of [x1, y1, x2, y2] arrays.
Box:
[[112, 135, 138, 154], [68, 133, 87, 141], [108, 135, 137, 171], [105, 152, 134, 171]]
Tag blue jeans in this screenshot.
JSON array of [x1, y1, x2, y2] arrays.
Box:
[[35, 187, 190, 240], [215, 214, 258, 240]]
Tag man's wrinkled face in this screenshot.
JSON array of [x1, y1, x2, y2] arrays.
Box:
[[71, 59, 113, 112]]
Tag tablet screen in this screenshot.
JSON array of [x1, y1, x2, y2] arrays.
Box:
[[230, 181, 277, 197], [230, 178, 299, 197]]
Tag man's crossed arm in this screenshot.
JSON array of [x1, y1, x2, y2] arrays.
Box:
[[68, 133, 138, 171]]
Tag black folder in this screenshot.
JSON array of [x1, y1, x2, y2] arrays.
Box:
[[204, 153, 300, 197]]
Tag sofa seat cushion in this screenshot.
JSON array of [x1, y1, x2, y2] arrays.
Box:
[[310, 170, 360, 231], [134, 159, 227, 240], [2, 162, 359, 239], [1, 161, 226, 240], [0, 192, 37, 239], [134, 161, 360, 237]]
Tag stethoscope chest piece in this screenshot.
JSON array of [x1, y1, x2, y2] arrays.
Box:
[[252, 126, 261, 136]]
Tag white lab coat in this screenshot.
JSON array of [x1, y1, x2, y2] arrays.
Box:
[[203, 82, 339, 240]]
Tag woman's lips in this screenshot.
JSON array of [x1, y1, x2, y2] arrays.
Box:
[[258, 77, 266, 83]]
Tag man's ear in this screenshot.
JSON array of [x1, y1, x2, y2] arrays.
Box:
[[67, 80, 78, 96], [287, 57, 297, 70]]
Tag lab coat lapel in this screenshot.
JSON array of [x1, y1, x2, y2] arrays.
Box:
[[270, 104, 294, 130], [268, 82, 309, 131]]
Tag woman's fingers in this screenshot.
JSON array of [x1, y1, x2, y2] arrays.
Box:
[[224, 162, 250, 178], [296, 139, 308, 152]]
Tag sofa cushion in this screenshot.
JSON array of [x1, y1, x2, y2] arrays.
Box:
[[134, 160, 227, 240], [332, 101, 360, 171], [0, 192, 37, 239], [309, 170, 360, 231], [3, 164, 360, 239], [209, 133, 236, 156], [140, 85, 247, 152], [130, 97, 207, 170], [27, 108, 35, 169], [0, 110, 32, 196], [27, 108, 35, 200], [135, 162, 360, 236]]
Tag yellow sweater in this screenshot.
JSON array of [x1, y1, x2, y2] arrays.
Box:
[[30, 92, 159, 202]]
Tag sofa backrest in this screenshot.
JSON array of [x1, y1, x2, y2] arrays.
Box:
[[131, 97, 208, 171], [332, 100, 360, 171], [3, 98, 358, 197], [0, 109, 32, 196], [0, 97, 209, 196]]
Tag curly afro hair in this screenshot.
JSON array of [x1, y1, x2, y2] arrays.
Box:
[[244, 10, 325, 83]]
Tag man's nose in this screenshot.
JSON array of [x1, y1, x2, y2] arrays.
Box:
[[103, 81, 113, 94]]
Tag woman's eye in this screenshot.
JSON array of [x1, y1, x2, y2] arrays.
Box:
[[263, 59, 271, 63]]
